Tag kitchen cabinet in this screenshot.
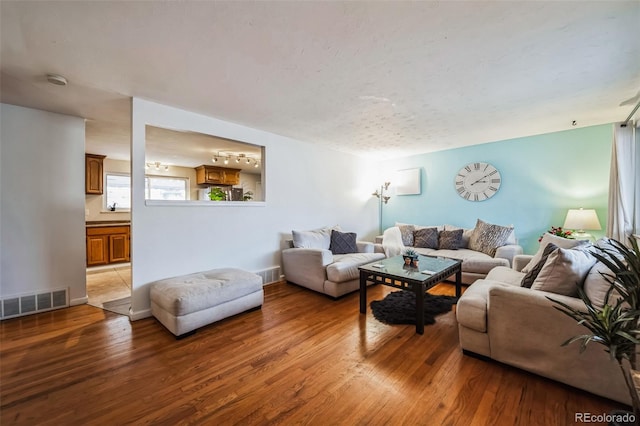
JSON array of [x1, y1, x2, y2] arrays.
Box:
[[195, 165, 240, 186], [85, 154, 106, 194], [86, 225, 129, 266]]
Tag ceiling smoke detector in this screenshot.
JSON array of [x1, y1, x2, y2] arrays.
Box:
[[46, 74, 68, 86]]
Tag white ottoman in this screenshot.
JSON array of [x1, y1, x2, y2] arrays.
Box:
[[150, 268, 263, 338]]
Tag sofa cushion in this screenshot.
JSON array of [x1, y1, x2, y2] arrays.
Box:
[[414, 227, 439, 249], [434, 249, 509, 274], [531, 247, 597, 297], [521, 243, 558, 288], [329, 230, 357, 254], [485, 266, 526, 286], [398, 224, 415, 246], [468, 219, 514, 257], [439, 229, 463, 249], [522, 233, 589, 273], [292, 226, 340, 249], [326, 252, 385, 283]]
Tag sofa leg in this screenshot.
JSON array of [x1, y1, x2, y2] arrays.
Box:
[[175, 330, 197, 340], [462, 349, 491, 362]]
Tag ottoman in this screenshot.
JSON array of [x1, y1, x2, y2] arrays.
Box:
[[150, 268, 263, 338]]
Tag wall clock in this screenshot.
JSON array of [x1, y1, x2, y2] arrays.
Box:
[[454, 162, 501, 202]]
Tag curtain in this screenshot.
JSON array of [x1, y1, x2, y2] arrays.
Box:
[[607, 122, 637, 243]]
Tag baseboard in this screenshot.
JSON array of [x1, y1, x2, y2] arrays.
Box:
[[70, 296, 88, 306], [129, 308, 152, 321]]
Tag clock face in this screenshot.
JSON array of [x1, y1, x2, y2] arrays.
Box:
[[455, 162, 501, 202]]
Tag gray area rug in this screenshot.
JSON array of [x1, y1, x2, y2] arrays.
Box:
[[95, 297, 130, 316]]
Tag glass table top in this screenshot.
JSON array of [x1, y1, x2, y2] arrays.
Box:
[[359, 255, 460, 281]]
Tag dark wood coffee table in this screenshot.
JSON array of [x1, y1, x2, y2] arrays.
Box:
[[359, 255, 462, 334]]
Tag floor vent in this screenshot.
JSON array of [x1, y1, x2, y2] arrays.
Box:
[[1, 288, 68, 320], [255, 266, 282, 285]]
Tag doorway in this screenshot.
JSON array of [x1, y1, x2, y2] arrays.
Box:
[[86, 265, 131, 316]]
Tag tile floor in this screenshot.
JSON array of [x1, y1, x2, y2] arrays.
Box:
[[86, 265, 131, 316]]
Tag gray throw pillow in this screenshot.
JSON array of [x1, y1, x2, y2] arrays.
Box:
[[438, 229, 463, 250], [521, 243, 558, 288], [468, 219, 514, 257], [329, 230, 358, 254], [414, 227, 439, 249], [398, 225, 415, 246]]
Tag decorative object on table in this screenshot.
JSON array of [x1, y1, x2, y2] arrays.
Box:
[[538, 226, 574, 242], [242, 191, 254, 201], [402, 248, 419, 267], [548, 237, 640, 419], [563, 208, 602, 240], [454, 162, 501, 202], [108, 202, 117, 211], [372, 181, 391, 234], [395, 168, 421, 195], [370, 291, 458, 325], [208, 187, 227, 201]]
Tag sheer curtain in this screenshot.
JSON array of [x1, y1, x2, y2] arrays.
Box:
[[607, 122, 638, 243]]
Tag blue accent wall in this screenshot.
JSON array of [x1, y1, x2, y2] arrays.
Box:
[[380, 124, 613, 254]]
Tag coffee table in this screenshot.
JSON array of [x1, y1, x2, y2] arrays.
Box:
[[359, 255, 462, 334]]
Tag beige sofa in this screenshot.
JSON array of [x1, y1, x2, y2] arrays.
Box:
[[376, 221, 523, 285], [456, 236, 629, 404], [282, 226, 385, 298]]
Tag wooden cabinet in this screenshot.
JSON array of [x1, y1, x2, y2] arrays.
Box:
[[195, 165, 240, 186], [86, 225, 129, 266], [85, 154, 106, 194]]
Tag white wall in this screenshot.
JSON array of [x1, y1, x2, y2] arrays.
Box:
[[0, 104, 87, 305], [130, 99, 379, 319]]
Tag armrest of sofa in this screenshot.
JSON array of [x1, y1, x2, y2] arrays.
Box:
[[282, 247, 334, 292], [357, 241, 375, 253], [494, 244, 523, 267], [513, 254, 534, 272]]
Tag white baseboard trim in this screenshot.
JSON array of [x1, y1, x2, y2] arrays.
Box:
[[129, 308, 152, 321], [70, 296, 88, 306]]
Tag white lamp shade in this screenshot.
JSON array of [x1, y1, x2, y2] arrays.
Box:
[[563, 208, 602, 231]]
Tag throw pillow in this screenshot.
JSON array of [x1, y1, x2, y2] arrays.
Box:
[[438, 229, 463, 250], [292, 225, 340, 249], [521, 233, 590, 274], [398, 224, 415, 246], [444, 225, 474, 248], [583, 261, 624, 309], [521, 243, 558, 288], [531, 247, 597, 297], [329, 230, 358, 254], [468, 219, 514, 257], [414, 227, 439, 249]]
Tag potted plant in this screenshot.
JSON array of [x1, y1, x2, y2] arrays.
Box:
[[403, 248, 419, 267], [208, 187, 227, 201], [243, 191, 254, 201], [549, 237, 640, 421]]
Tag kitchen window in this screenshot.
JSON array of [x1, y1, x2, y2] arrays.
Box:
[[105, 173, 189, 210]]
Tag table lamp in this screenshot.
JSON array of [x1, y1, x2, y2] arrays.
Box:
[[563, 208, 601, 240]]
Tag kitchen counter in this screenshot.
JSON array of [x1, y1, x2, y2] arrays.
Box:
[[86, 221, 131, 228]]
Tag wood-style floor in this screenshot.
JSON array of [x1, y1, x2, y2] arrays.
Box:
[[1, 281, 623, 425]]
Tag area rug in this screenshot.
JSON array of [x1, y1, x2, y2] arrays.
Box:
[[370, 291, 458, 325], [97, 296, 131, 316]]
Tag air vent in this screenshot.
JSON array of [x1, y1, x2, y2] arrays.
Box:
[[254, 266, 282, 285], [1, 288, 68, 320]]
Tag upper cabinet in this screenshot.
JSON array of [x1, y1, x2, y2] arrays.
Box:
[[85, 154, 106, 194], [195, 165, 240, 186]]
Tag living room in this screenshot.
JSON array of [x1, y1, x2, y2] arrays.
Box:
[[1, 1, 639, 424]]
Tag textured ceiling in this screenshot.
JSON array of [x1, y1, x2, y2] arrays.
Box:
[[1, 1, 639, 161]]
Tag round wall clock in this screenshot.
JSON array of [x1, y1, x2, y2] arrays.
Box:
[[454, 162, 501, 202]]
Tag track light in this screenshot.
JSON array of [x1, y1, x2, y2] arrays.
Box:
[[224, 157, 229, 165], [235, 157, 241, 163], [212, 156, 218, 163]]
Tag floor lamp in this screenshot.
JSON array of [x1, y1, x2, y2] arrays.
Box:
[[372, 182, 391, 234]]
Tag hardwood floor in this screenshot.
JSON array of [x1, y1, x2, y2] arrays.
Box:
[[1, 282, 623, 425]]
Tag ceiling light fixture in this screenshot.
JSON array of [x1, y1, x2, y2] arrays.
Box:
[[46, 73, 68, 86], [212, 156, 218, 163], [224, 157, 229, 165]]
